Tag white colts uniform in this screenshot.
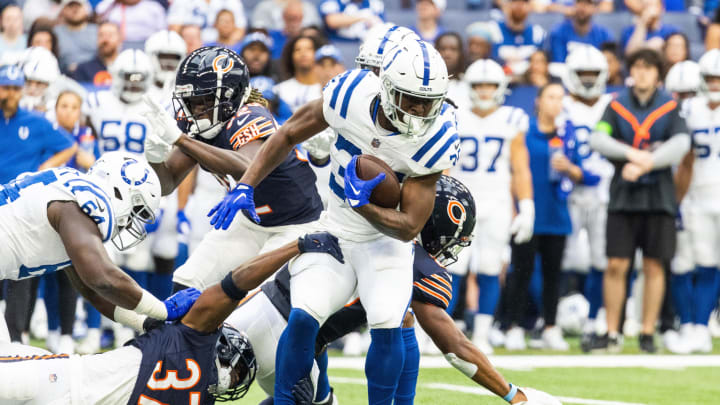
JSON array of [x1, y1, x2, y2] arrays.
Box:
[[680, 97, 720, 271], [450, 106, 528, 276], [561, 95, 614, 273], [289, 69, 460, 329]]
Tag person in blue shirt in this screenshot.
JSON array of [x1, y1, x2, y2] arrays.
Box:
[[489, 0, 547, 77], [318, 0, 385, 41], [411, 0, 447, 43], [621, 0, 679, 55], [503, 83, 598, 351], [548, 0, 614, 62]]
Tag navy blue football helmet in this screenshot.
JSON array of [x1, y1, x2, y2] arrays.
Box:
[[209, 324, 257, 402], [173, 46, 251, 139], [419, 175, 476, 266]]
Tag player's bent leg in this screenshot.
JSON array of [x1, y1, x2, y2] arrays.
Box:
[[470, 225, 505, 354], [275, 309, 320, 405], [0, 344, 71, 404]]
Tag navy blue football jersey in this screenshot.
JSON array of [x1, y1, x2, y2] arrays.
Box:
[[127, 323, 221, 405], [412, 244, 453, 310], [183, 103, 323, 227]]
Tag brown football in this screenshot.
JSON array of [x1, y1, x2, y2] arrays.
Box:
[[355, 154, 401, 208]]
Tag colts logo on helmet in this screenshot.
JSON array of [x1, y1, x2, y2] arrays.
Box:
[[212, 54, 234, 75], [447, 200, 466, 225], [120, 159, 149, 186]]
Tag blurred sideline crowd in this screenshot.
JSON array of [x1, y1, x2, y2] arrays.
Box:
[[0, 0, 719, 357]]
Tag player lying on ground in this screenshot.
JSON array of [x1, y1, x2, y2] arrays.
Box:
[[140, 45, 324, 292], [0, 232, 344, 405], [225, 175, 559, 405], [0, 151, 200, 343]]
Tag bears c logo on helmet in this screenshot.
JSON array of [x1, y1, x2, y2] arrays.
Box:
[[447, 200, 466, 225], [212, 54, 234, 75]]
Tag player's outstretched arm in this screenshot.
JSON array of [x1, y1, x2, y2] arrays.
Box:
[[411, 300, 528, 404], [354, 172, 441, 242], [149, 148, 198, 196], [183, 232, 343, 333]]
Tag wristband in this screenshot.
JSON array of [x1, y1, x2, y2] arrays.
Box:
[[221, 272, 248, 301], [113, 306, 148, 333], [133, 290, 169, 320], [503, 383, 518, 403]]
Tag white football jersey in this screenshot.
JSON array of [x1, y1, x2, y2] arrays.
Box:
[[452, 106, 527, 212], [682, 96, 720, 211], [85, 90, 152, 158], [0, 167, 114, 280], [274, 78, 322, 113], [561, 94, 614, 204], [321, 69, 460, 241]]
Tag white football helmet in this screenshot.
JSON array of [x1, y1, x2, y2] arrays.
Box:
[[379, 39, 449, 138], [144, 30, 186, 86], [109, 49, 153, 104], [464, 59, 507, 111], [20, 47, 60, 109], [87, 152, 161, 251], [556, 293, 590, 335], [563, 45, 608, 100], [699, 49, 720, 102], [665, 60, 701, 99], [356, 23, 420, 72]]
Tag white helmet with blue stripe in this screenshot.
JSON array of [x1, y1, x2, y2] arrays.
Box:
[[110, 49, 153, 104], [87, 151, 161, 250], [564, 45, 608, 100], [665, 60, 700, 99], [144, 30, 186, 86], [19, 47, 60, 109], [379, 38, 449, 138], [356, 24, 420, 72], [698, 49, 720, 102], [464, 59, 507, 111]]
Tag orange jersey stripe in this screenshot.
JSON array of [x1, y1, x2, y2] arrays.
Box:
[[430, 273, 452, 290], [414, 282, 449, 307], [420, 277, 452, 298]]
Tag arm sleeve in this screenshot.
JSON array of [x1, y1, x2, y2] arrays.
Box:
[[652, 133, 691, 168], [589, 106, 630, 160]]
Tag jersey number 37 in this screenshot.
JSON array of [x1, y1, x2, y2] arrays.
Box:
[[138, 359, 202, 405]]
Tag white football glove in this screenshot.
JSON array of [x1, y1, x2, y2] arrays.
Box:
[[510, 199, 535, 244], [141, 94, 182, 145], [515, 387, 562, 405], [143, 131, 173, 163], [302, 128, 334, 161]]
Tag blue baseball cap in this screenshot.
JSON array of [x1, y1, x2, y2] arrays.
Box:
[[315, 45, 342, 64], [0, 65, 25, 86], [239, 32, 273, 54]]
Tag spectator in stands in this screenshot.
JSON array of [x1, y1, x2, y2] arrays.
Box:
[[490, 0, 546, 77], [314, 44, 345, 86], [269, 0, 307, 59], [275, 34, 321, 112], [435, 32, 471, 109], [55, 0, 97, 75], [27, 24, 59, 59], [71, 21, 120, 86], [95, 0, 167, 49], [621, 0, 679, 56], [180, 24, 204, 54], [602, 42, 625, 86], [300, 25, 328, 42], [521, 50, 552, 87], [589, 49, 690, 353], [319, 0, 385, 41], [168, 0, 246, 45], [241, 32, 275, 78], [705, 7, 720, 50], [625, 0, 685, 13], [548, 0, 614, 63], [251, 0, 321, 32], [22, 0, 62, 31], [504, 82, 586, 351], [55, 89, 96, 170], [532, 0, 612, 14], [204, 9, 242, 51], [465, 22, 494, 64], [662, 32, 689, 71], [412, 0, 447, 43], [0, 5, 26, 54]]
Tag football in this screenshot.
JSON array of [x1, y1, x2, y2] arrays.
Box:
[[355, 154, 401, 208]]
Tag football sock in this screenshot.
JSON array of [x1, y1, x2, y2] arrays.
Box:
[[671, 272, 694, 325], [147, 273, 173, 301], [274, 309, 318, 405], [694, 266, 719, 325], [85, 302, 101, 329], [585, 268, 604, 320], [366, 328, 404, 405], [43, 275, 60, 331], [394, 327, 419, 405], [446, 274, 464, 315], [477, 274, 500, 315], [314, 350, 331, 403]]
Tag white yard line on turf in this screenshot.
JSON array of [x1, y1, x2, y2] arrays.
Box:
[[328, 377, 647, 405], [328, 355, 720, 371]]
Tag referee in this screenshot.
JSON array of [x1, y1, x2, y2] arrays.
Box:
[[589, 48, 690, 353]]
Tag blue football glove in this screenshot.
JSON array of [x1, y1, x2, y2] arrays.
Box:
[[163, 287, 201, 321], [298, 232, 344, 263], [144, 208, 163, 234], [343, 155, 385, 208], [177, 210, 191, 238], [291, 376, 314, 405], [207, 183, 260, 230]]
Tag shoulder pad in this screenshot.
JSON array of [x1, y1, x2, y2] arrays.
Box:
[[322, 69, 378, 128], [223, 104, 278, 150], [408, 108, 460, 174], [56, 171, 115, 242]]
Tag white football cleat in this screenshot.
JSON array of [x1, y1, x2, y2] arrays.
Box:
[[505, 327, 527, 351], [516, 387, 563, 405], [693, 324, 713, 353], [541, 326, 570, 351]]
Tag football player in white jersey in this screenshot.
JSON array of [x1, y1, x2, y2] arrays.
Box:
[[450, 58, 533, 355], [214, 38, 459, 405], [19, 47, 61, 112], [0, 151, 200, 343], [145, 30, 186, 100], [559, 46, 614, 352], [673, 50, 720, 353]]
